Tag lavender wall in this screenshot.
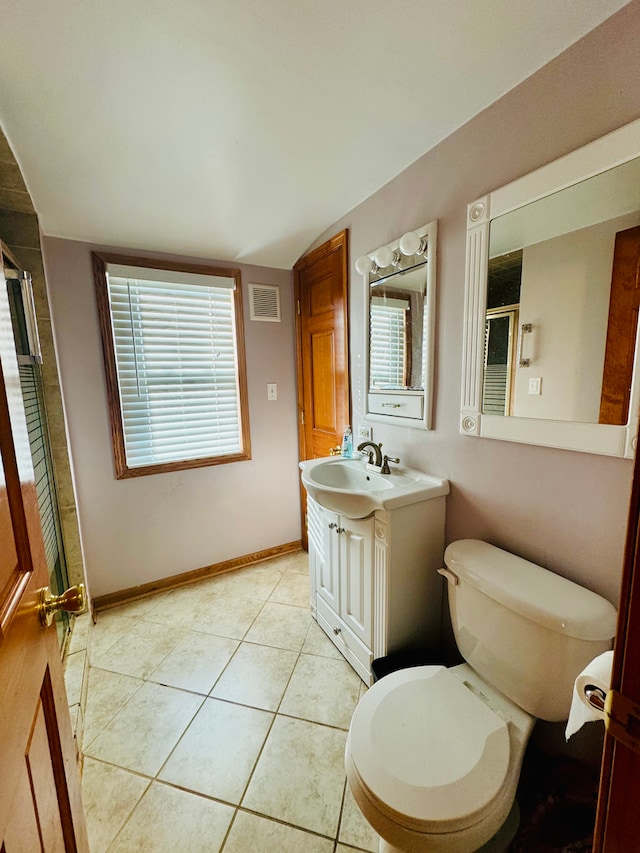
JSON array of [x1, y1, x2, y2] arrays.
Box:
[[308, 2, 640, 605], [42, 237, 300, 598]]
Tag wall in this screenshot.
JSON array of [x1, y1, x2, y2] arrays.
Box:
[[309, 2, 640, 606], [42, 237, 300, 599]]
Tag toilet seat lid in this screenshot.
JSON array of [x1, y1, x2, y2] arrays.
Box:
[[348, 665, 511, 833]]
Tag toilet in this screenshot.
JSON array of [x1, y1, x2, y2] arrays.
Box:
[[345, 539, 618, 853]]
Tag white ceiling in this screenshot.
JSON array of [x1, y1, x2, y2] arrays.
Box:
[[0, 1, 630, 269]]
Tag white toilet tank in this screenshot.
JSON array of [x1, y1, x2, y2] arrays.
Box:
[[443, 540, 618, 722]]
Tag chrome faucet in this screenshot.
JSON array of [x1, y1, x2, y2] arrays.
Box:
[[357, 441, 383, 468]]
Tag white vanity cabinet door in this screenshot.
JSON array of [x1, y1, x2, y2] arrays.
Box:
[[339, 516, 373, 649], [316, 509, 340, 612], [316, 510, 374, 650], [307, 499, 375, 681]]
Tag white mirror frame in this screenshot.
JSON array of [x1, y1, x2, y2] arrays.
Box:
[[461, 118, 640, 458], [359, 221, 437, 430]]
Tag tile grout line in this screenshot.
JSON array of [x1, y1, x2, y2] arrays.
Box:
[[230, 609, 312, 814], [198, 560, 315, 850]]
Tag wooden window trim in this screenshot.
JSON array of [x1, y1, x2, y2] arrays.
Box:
[[92, 252, 251, 479]]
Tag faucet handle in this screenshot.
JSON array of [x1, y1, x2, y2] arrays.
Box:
[[359, 448, 375, 464], [381, 455, 400, 474]]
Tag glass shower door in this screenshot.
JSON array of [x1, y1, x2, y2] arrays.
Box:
[[4, 258, 71, 646]]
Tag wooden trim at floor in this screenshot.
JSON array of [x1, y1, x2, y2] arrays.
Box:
[[91, 540, 303, 612]]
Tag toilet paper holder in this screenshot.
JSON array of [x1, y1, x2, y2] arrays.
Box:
[[584, 684, 607, 712]]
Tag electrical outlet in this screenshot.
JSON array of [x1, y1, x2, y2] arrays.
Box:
[[357, 425, 372, 440]]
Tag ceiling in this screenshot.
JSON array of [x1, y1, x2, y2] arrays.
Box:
[[0, 1, 630, 269]]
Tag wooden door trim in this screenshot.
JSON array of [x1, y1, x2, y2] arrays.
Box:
[[294, 229, 349, 461]]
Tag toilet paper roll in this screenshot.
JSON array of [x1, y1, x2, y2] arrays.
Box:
[[565, 650, 614, 740]]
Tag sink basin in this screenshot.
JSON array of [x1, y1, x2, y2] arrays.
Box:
[[300, 456, 449, 518], [309, 461, 393, 493]]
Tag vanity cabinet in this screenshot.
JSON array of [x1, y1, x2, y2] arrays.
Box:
[[306, 494, 446, 685]]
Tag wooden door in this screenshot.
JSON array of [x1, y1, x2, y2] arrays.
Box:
[[294, 230, 350, 546], [593, 431, 640, 850], [0, 277, 88, 851]]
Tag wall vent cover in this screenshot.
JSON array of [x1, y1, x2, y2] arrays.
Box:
[[249, 283, 281, 322]]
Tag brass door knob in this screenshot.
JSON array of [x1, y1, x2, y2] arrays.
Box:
[[38, 584, 86, 627]]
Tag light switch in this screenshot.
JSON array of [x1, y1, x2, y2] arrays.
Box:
[[528, 377, 542, 395], [267, 383, 278, 401]]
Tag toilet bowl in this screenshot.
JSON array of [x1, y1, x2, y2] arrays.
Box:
[[345, 540, 618, 853], [346, 664, 533, 853]]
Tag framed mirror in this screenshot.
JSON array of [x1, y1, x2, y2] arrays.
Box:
[[356, 221, 437, 429], [461, 118, 640, 457]]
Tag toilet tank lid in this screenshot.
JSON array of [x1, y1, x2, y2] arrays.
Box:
[[444, 540, 617, 641]]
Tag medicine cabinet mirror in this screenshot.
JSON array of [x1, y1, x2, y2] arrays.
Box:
[[355, 221, 437, 429], [461, 118, 640, 457]]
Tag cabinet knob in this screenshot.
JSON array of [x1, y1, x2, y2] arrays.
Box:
[[336, 527, 344, 534], [328, 522, 337, 529], [333, 626, 341, 635]]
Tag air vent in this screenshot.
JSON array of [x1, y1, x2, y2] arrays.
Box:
[[249, 283, 281, 322]]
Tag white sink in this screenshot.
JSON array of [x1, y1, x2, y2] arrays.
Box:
[[309, 460, 393, 492], [300, 456, 449, 518]]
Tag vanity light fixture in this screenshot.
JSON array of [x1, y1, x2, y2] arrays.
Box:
[[356, 232, 428, 275], [399, 230, 428, 257]]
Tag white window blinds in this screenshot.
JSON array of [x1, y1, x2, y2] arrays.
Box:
[[107, 269, 244, 469], [369, 297, 408, 388]]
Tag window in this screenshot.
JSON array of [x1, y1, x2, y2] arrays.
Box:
[[369, 294, 410, 388], [93, 254, 251, 478]]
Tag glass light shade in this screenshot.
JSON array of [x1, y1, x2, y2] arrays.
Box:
[[355, 255, 375, 275], [373, 246, 399, 269], [399, 231, 426, 256]]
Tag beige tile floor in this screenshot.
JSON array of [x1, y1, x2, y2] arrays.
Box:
[[81, 551, 380, 853]]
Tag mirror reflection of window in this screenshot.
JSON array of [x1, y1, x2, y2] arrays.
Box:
[[370, 291, 411, 389], [367, 261, 426, 393]]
